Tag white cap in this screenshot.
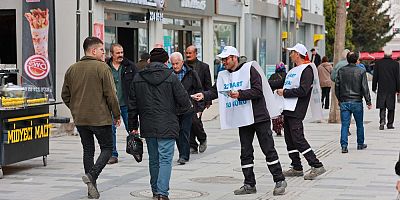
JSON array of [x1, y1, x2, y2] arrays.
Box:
[[217, 46, 239, 58], [287, 43, 308, 56]]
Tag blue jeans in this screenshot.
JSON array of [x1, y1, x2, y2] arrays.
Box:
[[112, 105, 129, 158], [176, 111, 193, 160], [146, 138, 175, 197], [340, 101, 365, 147]]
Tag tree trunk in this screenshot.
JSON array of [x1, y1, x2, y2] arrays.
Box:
[[328, 0, 347, 123]]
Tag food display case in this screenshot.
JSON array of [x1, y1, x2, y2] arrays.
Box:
[[0, 65, 58, 178]]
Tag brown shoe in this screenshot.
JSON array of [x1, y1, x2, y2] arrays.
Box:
[[107, 157, 118, 164]]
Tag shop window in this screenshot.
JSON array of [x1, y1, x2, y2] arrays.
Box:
[[213, 22, 236, 79], [105, 26, 116, 57]]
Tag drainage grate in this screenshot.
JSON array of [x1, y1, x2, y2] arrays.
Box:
[[130, 189, 208, 199], [190, 176, 242, 184]]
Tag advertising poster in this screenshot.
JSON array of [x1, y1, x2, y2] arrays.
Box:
[[22, 0, 55, 99], [93, 23, 104, 41]]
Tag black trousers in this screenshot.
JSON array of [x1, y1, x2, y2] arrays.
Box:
[[76, 125, 113, 181], [283, 116, 323, 171], [190, 113, 207, 149], [239, 121, 285, 186], [380, 108, 395, 127], [321, 87, 331, 109]]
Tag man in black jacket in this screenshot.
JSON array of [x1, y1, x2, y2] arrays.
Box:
[[185, 45, 212, 154], [106, 43, 137, 164], [310, 48, 321, 67], [276, 43, 325, 180], [372, 50, 400, 130], [335, 51, 372, 153], [192, 46, 287, 196], [128, 48, 191, 200], [170, 52, 202, 165]]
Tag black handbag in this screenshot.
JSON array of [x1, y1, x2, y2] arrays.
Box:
[[126, 133, 143, 163]]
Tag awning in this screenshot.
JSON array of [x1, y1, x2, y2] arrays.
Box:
[[359, 51, 400, 60]]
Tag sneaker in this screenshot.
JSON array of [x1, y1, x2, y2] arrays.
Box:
[[379, 125, 384, 130], [107, 156, 118, 164], [273, 180, 287, 196], [341, 147, 348, 153], [177, 158, 188, 165], [199, 140, 207, 153], [82, 174, 100, 199], [357, 144, 367, 150], [233, 184, 257, 195], [282, 168, 304, 177], [304, 166, 326, 180], [190, 147, 198, 154]]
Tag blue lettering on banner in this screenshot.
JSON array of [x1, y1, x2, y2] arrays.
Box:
[[287, 74, 296, 78], [223, 81, 243, 90], [225, 100, 247, 108], [284, 80, 292, 86]]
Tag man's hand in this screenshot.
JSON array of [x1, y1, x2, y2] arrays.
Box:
[[228, 90, 239, 99], [130, 129, 139, 135], [276, 89, 284, 96], [192, 93, 204, 101], [114, 119, 121, 127], [367, 104, 372, 110]]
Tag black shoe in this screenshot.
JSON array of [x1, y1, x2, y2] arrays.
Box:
[[152, 193, 158, 199], [357, 144, 367, 150], [379, 125, 384, 130], [273, 180, 287, 196], [177, 158, 188, 165], [190, 147, 198, 154], [341, 147, 348, 153], [199, 140, 207, 153], [158, 194, 169, 200], [387, 125, 394, 129]]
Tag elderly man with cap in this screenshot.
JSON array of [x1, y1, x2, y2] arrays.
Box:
[[192, 46, 287, 196], [276, 43, 326, 180], [128, 48, 191, 200]]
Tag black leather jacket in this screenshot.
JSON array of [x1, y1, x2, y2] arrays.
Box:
[[335, 63, 371, 105]]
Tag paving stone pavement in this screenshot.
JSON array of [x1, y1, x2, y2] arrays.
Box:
[[1, 98, 399, 200]]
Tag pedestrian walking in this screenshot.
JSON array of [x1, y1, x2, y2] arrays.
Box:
[[192, 46, 287, 196], [372, 50, 400, 130], [335, 51, 372, 153], [185, 45, 212, 154], [310, 48, 322, 67], [128, 48, 191, 200], [170, 52, 203, 165], [136, 52, 150, 71], [268, 62, 287, 136], [318, 56, 333, 109], [276, 43, 326, 180], [61, 36, 121, 199], [106, 43, 137, 164]]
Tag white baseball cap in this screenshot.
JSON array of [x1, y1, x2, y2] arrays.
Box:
[[287, 43, 308, 56], [217, 46, 239, 58]]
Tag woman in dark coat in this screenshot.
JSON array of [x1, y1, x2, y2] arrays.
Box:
[[268, 62, 287, 136]]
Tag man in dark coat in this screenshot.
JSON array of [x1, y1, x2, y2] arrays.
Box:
[[170, 52, 203, 165], [185, 45, 212, 154], [136, 52, 150, 71], [372, 50, 400, 130], [310, 48, 321, 67], [106, 43, 137, 164], [128, 48, 191, 200]]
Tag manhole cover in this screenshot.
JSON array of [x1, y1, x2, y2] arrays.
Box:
[[130, 189, 208, 199], [190, 176, 242, 184]]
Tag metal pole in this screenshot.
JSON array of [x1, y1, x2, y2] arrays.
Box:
[[286, 0, 291, 66], [88, 0, 93, 36], [278, 2, 282, 63], [294, 0, 297, 45], [76, 0, 80, 62]]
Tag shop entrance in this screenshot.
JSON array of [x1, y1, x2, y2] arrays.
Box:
[[0, 9, 17, 84], [117, 27, 139, 62], [105, 11, 148, 63]]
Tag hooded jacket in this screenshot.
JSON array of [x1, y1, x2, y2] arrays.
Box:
[[128, 62, 191, 139]]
